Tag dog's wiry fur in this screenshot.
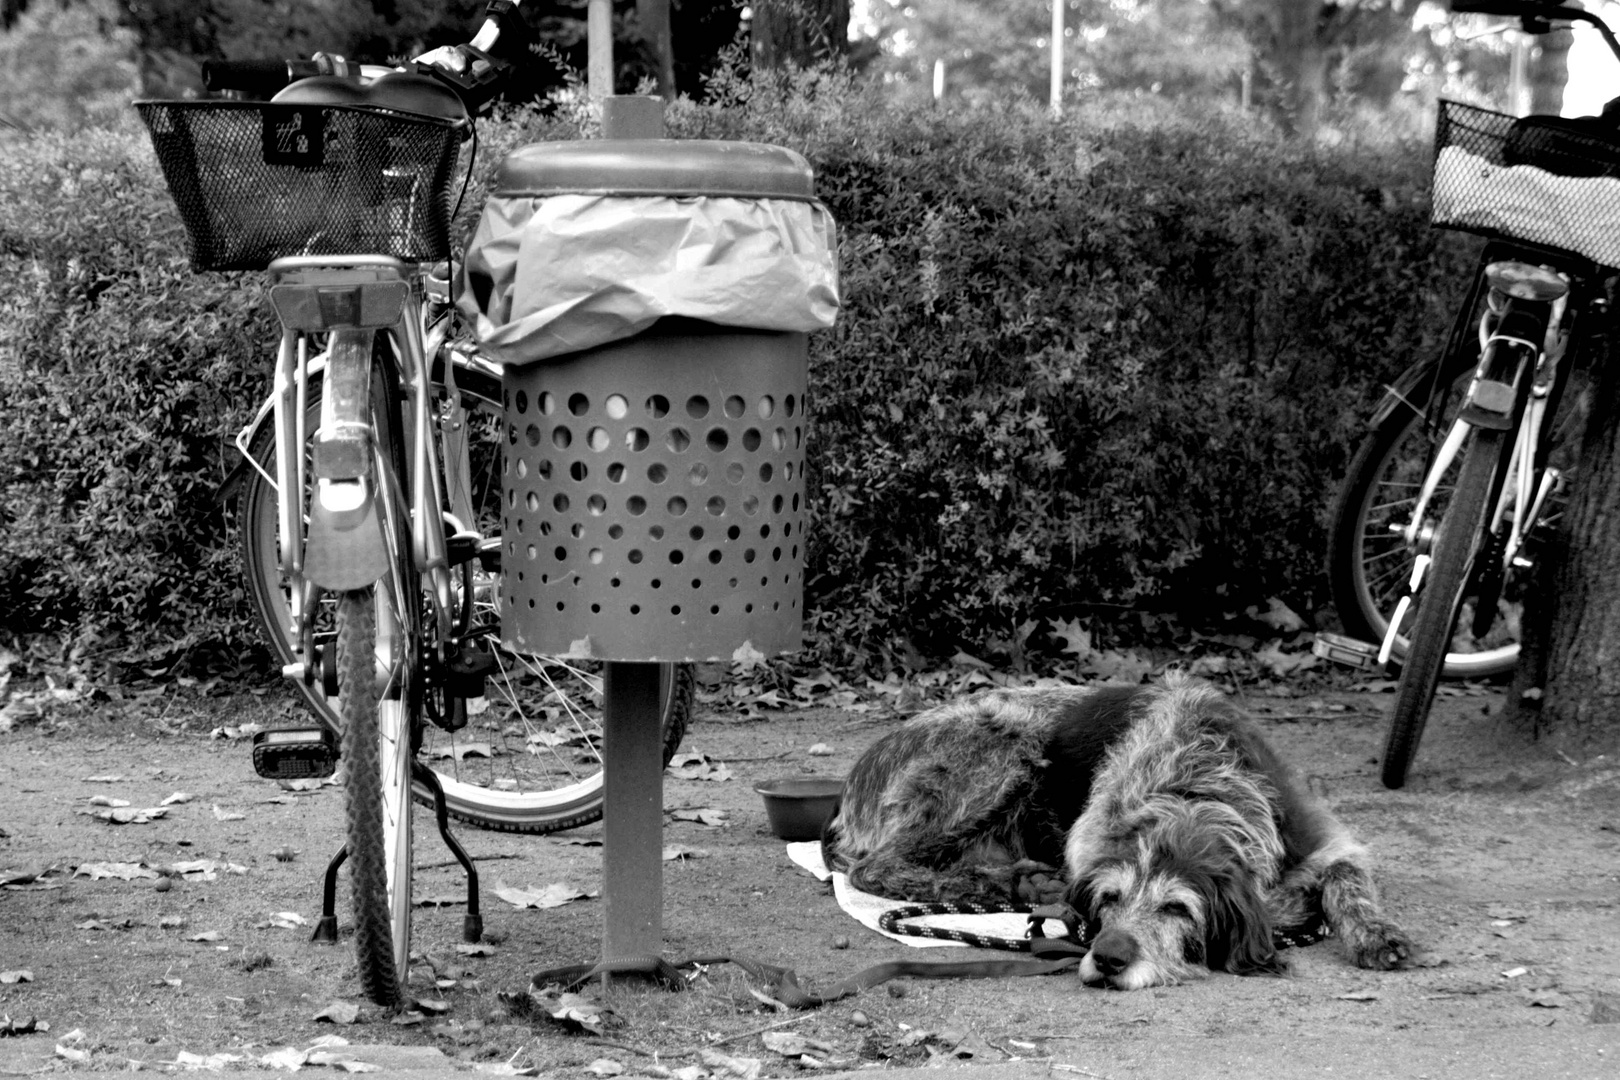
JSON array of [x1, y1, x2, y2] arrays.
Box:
[[822, 675, 1413, 990]]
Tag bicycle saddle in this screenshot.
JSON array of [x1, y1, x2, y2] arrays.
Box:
[[272, 72, 468, 121]]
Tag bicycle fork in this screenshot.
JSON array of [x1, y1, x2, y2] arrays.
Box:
[[1374, 260, 1568, 670]]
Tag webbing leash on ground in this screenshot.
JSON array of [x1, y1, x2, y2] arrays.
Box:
[[877, 899, 1334, 951], [530, 941, 1087, 1010], [876, 900, 1093, 952]]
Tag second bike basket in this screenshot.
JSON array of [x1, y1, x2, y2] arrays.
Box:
[[1430, 99, 1620, 269], [464, 138, 840, 662]]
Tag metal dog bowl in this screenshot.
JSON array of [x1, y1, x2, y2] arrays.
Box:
[[754, 777, 843, 841]]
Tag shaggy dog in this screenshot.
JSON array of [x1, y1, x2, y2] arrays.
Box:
[[821, 676, 1413, 990]]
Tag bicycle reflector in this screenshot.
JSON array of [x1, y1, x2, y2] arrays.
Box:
[[269, 267, 409, 331]]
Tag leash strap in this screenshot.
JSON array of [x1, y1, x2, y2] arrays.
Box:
[[878, 900, 1332, 951], [531, 950, 1082, 1011]]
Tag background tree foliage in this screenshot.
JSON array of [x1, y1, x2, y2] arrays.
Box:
[[0, 0, 747, 103], [855, 0, 1564, 134]]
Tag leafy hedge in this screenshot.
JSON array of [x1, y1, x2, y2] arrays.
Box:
[[0, 77, 1479, 672]]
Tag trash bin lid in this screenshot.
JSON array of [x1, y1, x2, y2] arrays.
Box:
[[492, 139, 817, 201]]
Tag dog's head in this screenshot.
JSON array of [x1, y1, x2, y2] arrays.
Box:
[[1069, 803, 1285, 990]]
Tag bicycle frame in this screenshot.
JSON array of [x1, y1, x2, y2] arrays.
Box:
[[1375, 264, 1571, 667], [263, 254, 459, 690]]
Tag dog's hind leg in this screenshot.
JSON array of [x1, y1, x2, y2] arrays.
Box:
[[843, 844, 1025, 906]]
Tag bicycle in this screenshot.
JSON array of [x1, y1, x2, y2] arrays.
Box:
[[1323, 0, 1620, 788], [138, 5, 692, 1006]]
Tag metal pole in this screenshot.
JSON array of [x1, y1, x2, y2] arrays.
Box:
[[601, 661, 664, 960], [588, 0, 613, 100], [1050, 0, 1064, 113]]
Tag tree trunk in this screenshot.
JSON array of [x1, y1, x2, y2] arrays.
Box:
[[1264, 0, 1328, 138], [1509, 351, 1620, 759], [637, 0, 676, 98], [1530, 28, 1572, 117], [750, 0, 849, 70]]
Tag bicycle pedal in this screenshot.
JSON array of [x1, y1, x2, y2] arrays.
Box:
[[251, 726, 339, 781], [1312, 632, 1383, 672]]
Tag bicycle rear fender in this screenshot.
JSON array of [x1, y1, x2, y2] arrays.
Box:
[[303, 330, 391, 591]]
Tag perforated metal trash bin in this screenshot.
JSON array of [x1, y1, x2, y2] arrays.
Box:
[[483, 139, 836, 662], [502, 321, 807, 660]]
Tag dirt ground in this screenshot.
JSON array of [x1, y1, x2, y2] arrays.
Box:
[[0, 675, 1617, 1077]]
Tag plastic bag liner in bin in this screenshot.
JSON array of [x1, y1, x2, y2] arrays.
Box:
[[458, 139, 840, 365]]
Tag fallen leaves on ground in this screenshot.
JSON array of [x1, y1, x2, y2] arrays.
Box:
[[529, 989, 616, 1035], [428, 742, 493, 761], [665, 753, 733, 782], [74, 862, 159, 881], [168, 859, 248, 881], [259, 911, 307, 930], [761, 1031, 835, 1058], [54, 1028, 87, 1063], [0, 1015, 47, 1036], [209, 723, 263, 741], [166, 1050, 246, 1071], [313, 1000, 361, 1024], [492, 879, 597, 910], [700, 1048, 763, 1078], [669, 807, 729, 827], [662, 844, 708, 862], [88, 806, 168, 825]]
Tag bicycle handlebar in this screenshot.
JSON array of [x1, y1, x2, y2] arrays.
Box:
[[202, 0, 523, 109], [203, 58, 326, 95], [1450, 0, 1620, 69]]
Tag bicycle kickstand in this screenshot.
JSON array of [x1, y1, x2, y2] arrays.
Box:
[[309, 768, 483, 945], [415, 761, 484, 943]]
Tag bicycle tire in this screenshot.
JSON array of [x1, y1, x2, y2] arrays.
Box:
[[336, 586, 414, 1006], [1381, 426, 1507, 789], [238, 360, 694, 833]]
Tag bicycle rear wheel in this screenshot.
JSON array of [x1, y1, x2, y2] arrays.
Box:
[[335, 585, 414, 1006], [239, 357, 692, 833], [1381, 426, 1507, 789]]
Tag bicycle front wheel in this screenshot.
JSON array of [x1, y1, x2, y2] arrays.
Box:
[[1381, 426, 1507, 789], [335, 586, 414, 1006], [1328, 360, 1524, 679], [239, 361, 693, 834]]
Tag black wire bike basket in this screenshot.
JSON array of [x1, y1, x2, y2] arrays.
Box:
[[1431, 99, 1620, 268], [137, 101, 465, 271]]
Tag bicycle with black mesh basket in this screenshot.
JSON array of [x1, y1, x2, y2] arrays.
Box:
[[1321, 0, 1620, 788], [136, 1, 691, 1006]]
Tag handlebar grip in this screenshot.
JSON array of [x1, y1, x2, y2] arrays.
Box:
[[201, 58, 322, 96], [1449, 1, 1568, 16], [413, 47, 510, 112]]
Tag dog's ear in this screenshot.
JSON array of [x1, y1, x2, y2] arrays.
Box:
[[1204, 873, 1285, 976]]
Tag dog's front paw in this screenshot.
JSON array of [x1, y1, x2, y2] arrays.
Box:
[[1348, 921, 1414, 970], [1010, 861, 1068, 906]]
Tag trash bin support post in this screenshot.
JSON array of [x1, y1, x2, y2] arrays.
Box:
[[601, 660, 664, 961]]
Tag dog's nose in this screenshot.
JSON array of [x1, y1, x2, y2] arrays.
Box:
[[1088, 929, 1138, 978]]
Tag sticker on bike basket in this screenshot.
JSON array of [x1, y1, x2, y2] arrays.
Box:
[[262, 105, 326, 166], [500, 328, 808, 663]]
